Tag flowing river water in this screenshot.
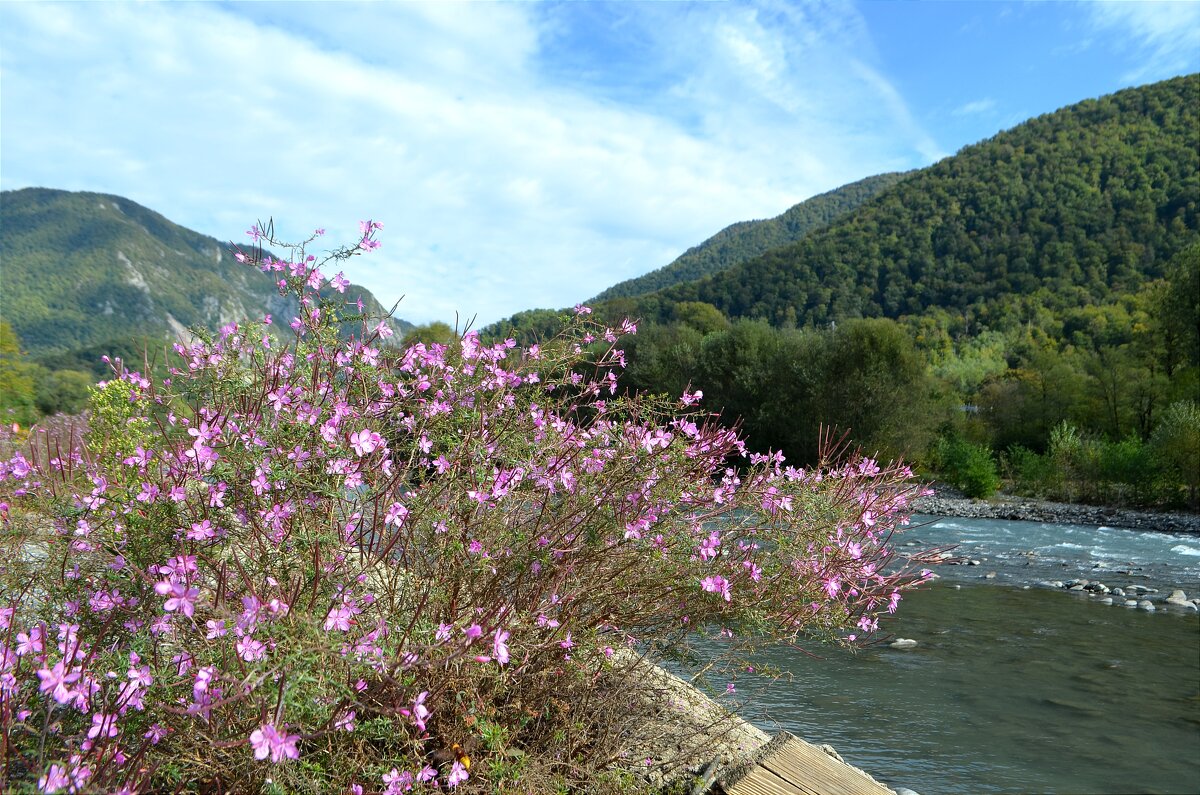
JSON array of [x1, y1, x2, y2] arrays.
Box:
[[736, 516, 1200, 795]]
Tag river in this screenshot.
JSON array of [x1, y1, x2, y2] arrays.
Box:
[[737, 516, 1200, 795]]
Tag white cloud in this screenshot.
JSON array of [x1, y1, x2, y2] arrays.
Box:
[[0, 1, 942, 326], [953, 98, 997, 117], [1086, 1, 1200, 84]]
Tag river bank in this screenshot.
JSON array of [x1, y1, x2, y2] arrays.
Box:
[[912, 484, 1200, 535]]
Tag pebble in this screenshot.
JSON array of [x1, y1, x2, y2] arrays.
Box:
[[1034, 579, 1200, 614], [890, 638, 919, 649]]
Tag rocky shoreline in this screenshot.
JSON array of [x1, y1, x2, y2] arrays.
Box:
[[912, 486, 1200, 535], [1033, 580, 1199, 612]]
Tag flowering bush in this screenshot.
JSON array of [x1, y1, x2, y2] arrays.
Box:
[[0, 221, 931, 793]]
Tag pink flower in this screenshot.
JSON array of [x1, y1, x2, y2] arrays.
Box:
[[382, 768, 413, 794], [331, 272, 350, 293], [87, 712, 118, 740], [155, 581, 199, 617], [249, 723, 300, 763], [493, 629, 510, 665], [237, 635, 267, 662], [410, 691, 430, 732], [38, 763, 69, 793], [447, 760, 469, 787], [37, 661, 80, 704], [701, 575, 732, 602], [349, 429, 382, 457], [187, 519, 216, 541], [384, 501, 409, 527]]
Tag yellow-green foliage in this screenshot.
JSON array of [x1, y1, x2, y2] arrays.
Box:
[[85, 377, 156, 465]]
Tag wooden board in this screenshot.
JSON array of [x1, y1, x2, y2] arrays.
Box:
[[721, 733, 895, 795]]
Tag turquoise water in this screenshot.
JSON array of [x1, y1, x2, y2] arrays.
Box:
[[735, 519, 1200, 795], [904, 514, 1200, 595]]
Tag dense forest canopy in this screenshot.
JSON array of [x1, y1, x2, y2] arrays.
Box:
[[591, 172, 908, 302], [615, 75, 1198, 330]]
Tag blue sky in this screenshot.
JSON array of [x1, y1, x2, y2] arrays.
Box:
[[2, 1, 1197, 327]]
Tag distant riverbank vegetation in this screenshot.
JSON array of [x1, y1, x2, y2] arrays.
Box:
[[479, 242, 1198, 509]]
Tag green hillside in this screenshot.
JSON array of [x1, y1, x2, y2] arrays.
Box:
[[0, 188, 410, 356], [592, 76, 1198, 506], [616, 75, 1199, 330], [591, 171, 908, 301]]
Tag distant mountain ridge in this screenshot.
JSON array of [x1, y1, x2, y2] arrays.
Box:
[[591, 172, 908, 302], [615, 74, 1199, 328], [0, 188, 411, 356]]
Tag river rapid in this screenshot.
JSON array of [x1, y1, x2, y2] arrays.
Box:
[[737, 515, 1200, 795]]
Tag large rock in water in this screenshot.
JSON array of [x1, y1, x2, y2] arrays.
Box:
[[1165, 590, 1189, 605]]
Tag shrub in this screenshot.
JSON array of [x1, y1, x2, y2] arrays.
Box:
[[0, 222, 931, 793], [1151, 401, 1200, 508], [1002, 444, 1057, 498], [934, 436, 1000, 499]]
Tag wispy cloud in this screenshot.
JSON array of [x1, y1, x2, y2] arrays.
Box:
[[0, 2, 949, 325], [953, 98, 997, 117], [848, 60, 949, 164], [1085, 1, 1200, 84]]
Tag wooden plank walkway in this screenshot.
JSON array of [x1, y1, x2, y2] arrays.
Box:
[[717, 732, 895, 795]]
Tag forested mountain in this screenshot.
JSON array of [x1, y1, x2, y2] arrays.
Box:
[[612, 75, 1198, 330], [0, 188, 411, 356], [585, 76, 1198, 506], [591, 172, 908, 301]]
